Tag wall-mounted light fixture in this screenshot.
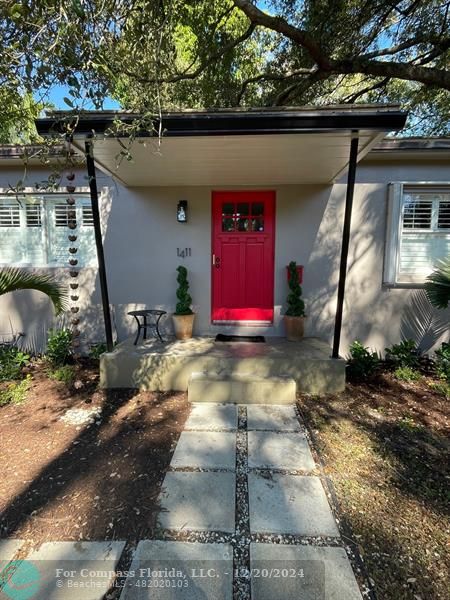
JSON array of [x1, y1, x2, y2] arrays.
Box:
[[177, 200, 188, 223]]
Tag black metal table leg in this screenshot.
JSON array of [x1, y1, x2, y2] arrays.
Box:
[[133, 315, 141, 345], [155, 313, 164, 342], [128, 309, 167, 345]]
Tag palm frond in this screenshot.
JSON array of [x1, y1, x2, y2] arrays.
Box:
[[0, 268, 68, 315], [424, 258, 450, 310]]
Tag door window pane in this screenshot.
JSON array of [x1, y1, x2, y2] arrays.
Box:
[[237, 202, 249, 216], [222, 203, 234, 215], [237, 217, 250, 231], [252, 202, 264, 216], [222, 217, 235, 232], [252, 218, 264, 232]]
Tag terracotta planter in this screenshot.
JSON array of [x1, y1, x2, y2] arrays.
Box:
[[172, 313, 195, 340], [284, 315, 305, 341]]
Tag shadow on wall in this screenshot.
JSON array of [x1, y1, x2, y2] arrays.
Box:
[[304, 182, 450, 354], [302, 183, 390, 346]]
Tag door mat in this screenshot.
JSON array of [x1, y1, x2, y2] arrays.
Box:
[[215, 334, 266, 343]]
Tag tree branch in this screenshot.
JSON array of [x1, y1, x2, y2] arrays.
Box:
[[342, 77, 390, 103], [335, 57, 450, 90], [236, 68, 316, 104], [272, 70, 330, 106], [233, 0, 450, 90], [232, 0, 332, 69], [361, 36, 450, 60], [121, 21, 256, 84]]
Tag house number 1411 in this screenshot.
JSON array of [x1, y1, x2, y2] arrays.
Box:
[[177, 247, 192, 258]]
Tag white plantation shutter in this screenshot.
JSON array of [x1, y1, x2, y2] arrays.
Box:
[[78, 201, 96, 266], [24, 199, 46, 265], [399, 191, 450, 280], [0, 200, 22, 263], [47, 197, 96, 267], [385, 184, 450, 284], [0, 197, 46, 265], [0, 194, 96, 267]]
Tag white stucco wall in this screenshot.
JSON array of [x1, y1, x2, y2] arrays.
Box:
[[0, 159, 449, 355]]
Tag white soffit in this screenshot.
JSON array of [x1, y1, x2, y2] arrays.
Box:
[[75, 131, 381, 187]]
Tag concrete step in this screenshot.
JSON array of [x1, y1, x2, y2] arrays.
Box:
[[188, 372, 296, 405]]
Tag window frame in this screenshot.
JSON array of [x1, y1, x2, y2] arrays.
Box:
[[384, 182, 450, 287], [0, 187, 97, 268]]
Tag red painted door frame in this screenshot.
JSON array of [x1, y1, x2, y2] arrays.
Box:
[[211, 190, 276, 322]]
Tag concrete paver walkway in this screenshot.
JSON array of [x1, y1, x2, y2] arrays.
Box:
[[0, 403, 363, 600]]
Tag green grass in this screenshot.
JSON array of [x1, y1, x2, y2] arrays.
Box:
[[48, 365, 75, 386], [0, 375, 31, 406], [393, 366, 422, 382], [429, 380, 450, 398]]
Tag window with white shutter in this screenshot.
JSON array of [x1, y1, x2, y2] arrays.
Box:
[[384, 184, 450, 285], [0, 194, 96, 267]]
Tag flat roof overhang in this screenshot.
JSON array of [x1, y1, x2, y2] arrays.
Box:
[[36, 106, 407, 186]]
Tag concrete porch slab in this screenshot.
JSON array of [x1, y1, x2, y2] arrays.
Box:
[[3, 541, 125, 600], [247, 405, 301, 431], [100, 336, 345, 394], [250, 544, 363, 600], [158, 471, 235, 532], [248, 473, 339, 536], [185, 403, 238, 430], [188, 372, 296, 405], [120, 540, 233, 600], [170, 431, 236, 470], [248, 431, 316, 471]]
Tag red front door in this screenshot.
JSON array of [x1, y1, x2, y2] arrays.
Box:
[[212, 191, 275, 322]]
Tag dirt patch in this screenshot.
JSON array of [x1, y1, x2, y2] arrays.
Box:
[[0, 360, 189, 544], [298, 373, 450, 600]]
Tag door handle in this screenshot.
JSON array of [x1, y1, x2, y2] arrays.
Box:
[[212, 254, 221, 268]]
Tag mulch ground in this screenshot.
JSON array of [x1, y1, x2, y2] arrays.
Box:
[[298, 373, 450, 600], [0, 359, 189, 545]]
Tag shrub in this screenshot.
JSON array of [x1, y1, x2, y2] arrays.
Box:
[[385, 339, 420, 369], [89, 343, 107, 359], [285, 261, 306, 317], [347, 341, 380, 379], [46, 328, 73, 366], [48, 365, 75, 386], [434, 342, 450, 381], [175, 265, 193, 315], [394, 366, 422, 382], [0, 375, 31, 406], [0, 346, 30, 381]]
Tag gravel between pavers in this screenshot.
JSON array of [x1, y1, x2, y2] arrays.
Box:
[[150, 402, 365, 600]]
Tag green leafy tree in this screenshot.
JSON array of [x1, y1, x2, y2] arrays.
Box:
[[0, 0, 449, 137], [0, 90, 44, 144], [0, 268, 68, 315]]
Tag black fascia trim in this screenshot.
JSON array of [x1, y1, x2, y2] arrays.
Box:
[[35, 110, 407, 137]]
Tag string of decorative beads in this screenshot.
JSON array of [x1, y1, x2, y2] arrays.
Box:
[[66, 169, 81, 357]]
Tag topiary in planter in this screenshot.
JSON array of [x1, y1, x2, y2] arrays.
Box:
[[173, 266, 195, 340], [284, 261, 306, 341], [175, 266, 193, 315], [286, 261, 306, 317]]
